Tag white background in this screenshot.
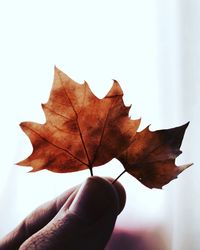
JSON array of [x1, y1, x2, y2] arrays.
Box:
[[0, 1, 199, 249]]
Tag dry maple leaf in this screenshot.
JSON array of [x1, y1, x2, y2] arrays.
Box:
[[17, 67, 140, 174], [17, 67, 191, 188], [117, 123, 192, 189]]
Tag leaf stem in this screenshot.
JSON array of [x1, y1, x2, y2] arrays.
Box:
[[112, 169, 126, 184], [89, 167, 93, 176]]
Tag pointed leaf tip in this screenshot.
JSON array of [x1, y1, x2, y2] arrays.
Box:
[[54, 65, 61, 74], [106, 80, 123, 98], [179, 163, 193, 172]]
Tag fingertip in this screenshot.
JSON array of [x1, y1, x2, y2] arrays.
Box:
[[104, 177, 126, 214], [68, 176, 120, 224], [80, 176, 126, 215]]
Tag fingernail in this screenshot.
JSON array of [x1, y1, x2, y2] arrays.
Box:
[[69, 177, 118, 224]]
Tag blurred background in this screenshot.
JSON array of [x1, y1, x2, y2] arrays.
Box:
[[0, 0, 199, 249]]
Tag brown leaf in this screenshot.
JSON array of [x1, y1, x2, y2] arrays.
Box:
[[17, 67, 140, 173], [117, 123, 192, 189]]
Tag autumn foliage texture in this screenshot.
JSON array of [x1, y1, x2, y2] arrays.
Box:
[[18, 67, 192, 189]]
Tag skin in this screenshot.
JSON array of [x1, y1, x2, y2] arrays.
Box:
[[0, 176, 126, 250]]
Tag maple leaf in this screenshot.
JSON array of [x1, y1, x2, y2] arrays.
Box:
[[117, 123, 192, 189], [17, 67, 140, 174]]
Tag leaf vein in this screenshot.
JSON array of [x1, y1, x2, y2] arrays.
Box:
[[24, 124, 88, 167], [57, 71, 91, 166]]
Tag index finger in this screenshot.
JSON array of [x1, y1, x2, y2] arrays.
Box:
[[0, 184, 80, 250]]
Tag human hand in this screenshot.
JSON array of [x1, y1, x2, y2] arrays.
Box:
[[0, 176, 126, 250]]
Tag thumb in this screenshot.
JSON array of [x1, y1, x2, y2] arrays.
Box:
[[19, 177, 126, 250]]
